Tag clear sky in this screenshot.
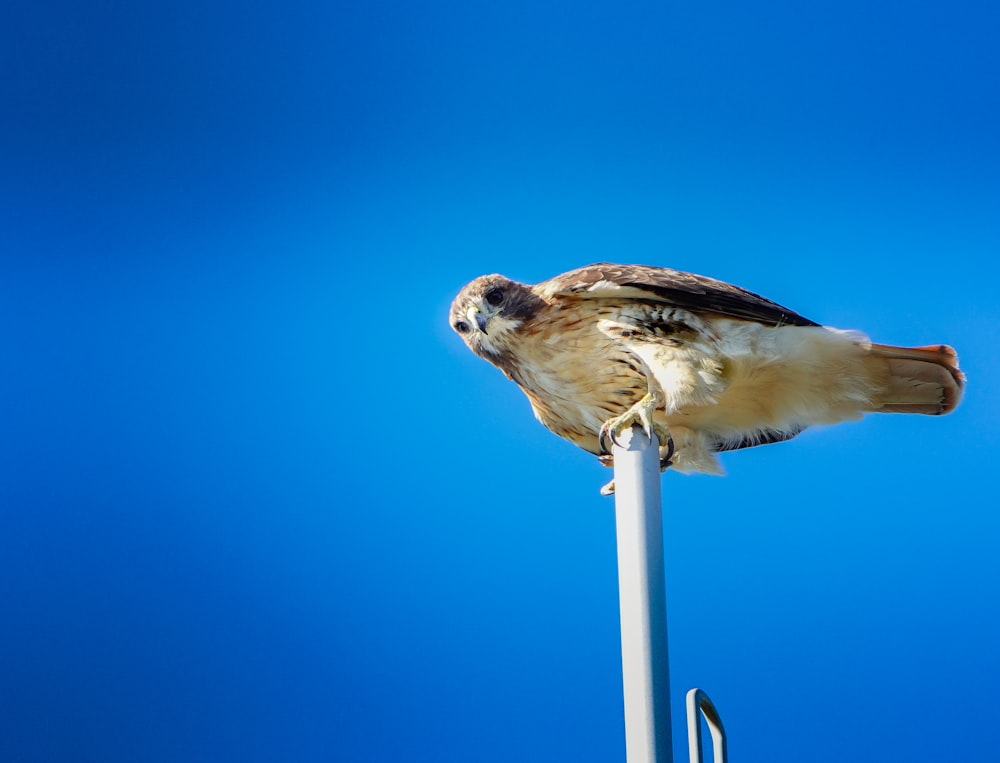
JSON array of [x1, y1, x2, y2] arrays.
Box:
[[2, 1, 999, 761]]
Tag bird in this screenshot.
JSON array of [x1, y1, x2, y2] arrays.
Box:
[[449, 263, 965, 494]]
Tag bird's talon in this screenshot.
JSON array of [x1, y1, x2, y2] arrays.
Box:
[[598, 428, 612, 456], [600, 393, 668, 453], [659, 436, 676, 470]]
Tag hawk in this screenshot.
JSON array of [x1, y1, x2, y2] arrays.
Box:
[[449, 263, 965, 493]]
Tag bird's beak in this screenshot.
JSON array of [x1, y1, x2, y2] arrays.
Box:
[[467, 306, 489, 335]]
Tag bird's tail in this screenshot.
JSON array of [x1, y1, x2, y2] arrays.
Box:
[[868, 343, 965, 415]]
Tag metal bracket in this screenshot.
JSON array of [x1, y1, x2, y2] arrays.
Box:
[[686, 688, 727, 763]]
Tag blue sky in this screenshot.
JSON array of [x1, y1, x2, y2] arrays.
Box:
[[2, 1, 999, 761]]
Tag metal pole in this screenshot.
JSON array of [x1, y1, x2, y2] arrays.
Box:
[[612, 426, 672, 763], [686, 689, 727, 763]]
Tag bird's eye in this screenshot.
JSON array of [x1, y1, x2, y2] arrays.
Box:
[[454, 320, 471, 334], [485, 288, 504, 306]]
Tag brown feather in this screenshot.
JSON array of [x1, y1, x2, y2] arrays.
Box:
[[539, 262, 819, 328], [867, 343, 965, 414]]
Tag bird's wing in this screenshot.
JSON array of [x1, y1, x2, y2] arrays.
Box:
[[537, 263, 819, 328]]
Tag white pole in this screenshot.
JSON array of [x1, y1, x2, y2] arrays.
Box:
[[612, 426, 673, 763]]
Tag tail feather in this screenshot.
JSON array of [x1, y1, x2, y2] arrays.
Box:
[[869, 343, 965, 415]]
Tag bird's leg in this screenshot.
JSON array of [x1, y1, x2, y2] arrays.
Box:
[[598, 377, 672, 456], [597, 370, 673, 496]]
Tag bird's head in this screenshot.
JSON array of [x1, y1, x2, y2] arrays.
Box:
[[449, 274, 544, 361]]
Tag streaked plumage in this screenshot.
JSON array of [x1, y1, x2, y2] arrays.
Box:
[[449, 263, 965, 489]]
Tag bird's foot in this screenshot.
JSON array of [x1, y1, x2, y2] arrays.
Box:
[[598, 394, 672, 455], [597, 395, 674, 496]]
